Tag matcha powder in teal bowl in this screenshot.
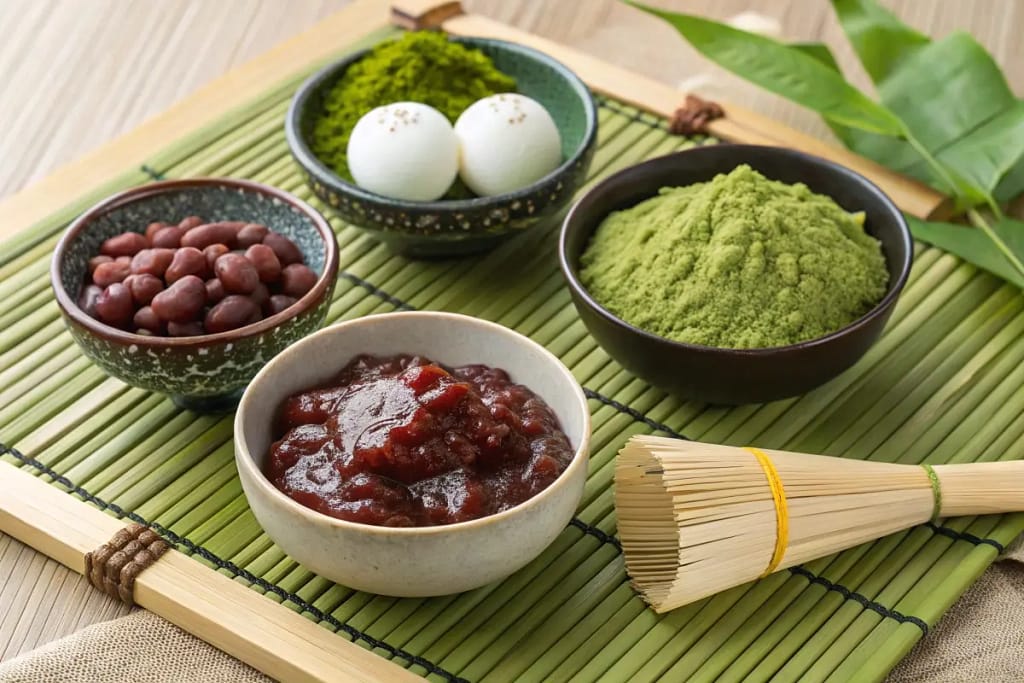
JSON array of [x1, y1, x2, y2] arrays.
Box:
[[309, 31, 516, 182], [579, 165, 889, 349]]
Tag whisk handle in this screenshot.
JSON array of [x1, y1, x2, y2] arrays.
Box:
[[934, 461, 1024, 516]]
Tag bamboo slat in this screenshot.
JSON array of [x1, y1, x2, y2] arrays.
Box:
[[0, 16, 1021, 683]]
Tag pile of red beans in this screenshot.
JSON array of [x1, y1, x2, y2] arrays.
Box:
[[78, 217, 318, 336]]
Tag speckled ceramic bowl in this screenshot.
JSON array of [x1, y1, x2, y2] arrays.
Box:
[[51, 178, 339, 411], [235, 312, 591, 596], [286, 36, 598, 257]]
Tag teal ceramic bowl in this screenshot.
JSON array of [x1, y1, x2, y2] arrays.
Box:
[[286, 36, 598, 257], [51, 178, 339, 412]]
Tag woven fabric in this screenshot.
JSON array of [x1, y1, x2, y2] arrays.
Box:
[[888, 540, 1024, 683], [0, 610, 270, 683]]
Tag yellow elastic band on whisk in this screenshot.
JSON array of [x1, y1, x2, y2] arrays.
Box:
[[745, 447, 788, 577]]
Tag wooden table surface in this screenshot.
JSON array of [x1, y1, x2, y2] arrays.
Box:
[[2, 0, 1022, 673]]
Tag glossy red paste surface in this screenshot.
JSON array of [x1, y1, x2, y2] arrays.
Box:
[[266, 354, 573, 527]]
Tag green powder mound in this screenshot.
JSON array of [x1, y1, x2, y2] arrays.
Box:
[[309, 31, 516, 182], [579, 165, 889, 349]]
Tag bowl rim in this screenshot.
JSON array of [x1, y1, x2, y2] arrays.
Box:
[[234, 310, 592, 536], [51, 177, 340, 347], [284, 35, 599, 211], [559, 144, 914, 357]]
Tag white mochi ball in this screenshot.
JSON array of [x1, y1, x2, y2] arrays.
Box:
[[346, 102, 458, 201], [454, 94, 562, 197]]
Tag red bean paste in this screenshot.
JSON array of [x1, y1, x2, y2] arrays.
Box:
[[266, 354, 574, 527]]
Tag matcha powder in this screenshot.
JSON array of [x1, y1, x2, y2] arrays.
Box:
[[310, 31, 516, 180], [579, 165, 889, 349]]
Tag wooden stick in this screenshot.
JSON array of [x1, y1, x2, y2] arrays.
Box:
[[935, 461, 1024, 516], [0, 0, 390, 240], [392, 0, 463, 30], [0, 461, 418, 683], [391, 0, 950, 221]]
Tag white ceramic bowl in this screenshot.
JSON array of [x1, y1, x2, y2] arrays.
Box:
[[234, 311, 591, 596]]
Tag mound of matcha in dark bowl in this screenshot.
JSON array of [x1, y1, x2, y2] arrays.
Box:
[[560, 145, 912, 405], [286, 31, 598, 258], [580, 164, 889, 350]]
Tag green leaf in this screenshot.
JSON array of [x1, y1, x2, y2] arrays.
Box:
[[789, 42, 842, 71], [803, 18, 1024, 202], [791, 41, 924, 174], [900, 123, 1024, 209], [995, 161, 1024, 203], [907, 214, 1024, 288], [878, 33, 1015, 152], [639, 0, 1024, 286], [639, 7, 966, 200], [631, 4, 904, 136], [831, 0, 930, 82], [834, 6, 1024, 202], [875, 32, 1023, 205], [931, 102, 1024, 193]]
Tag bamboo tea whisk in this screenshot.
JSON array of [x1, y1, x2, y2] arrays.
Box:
[[614, 435, 1024, 613]]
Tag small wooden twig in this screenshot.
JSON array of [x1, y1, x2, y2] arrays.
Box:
[[391, 0, 464, 30]]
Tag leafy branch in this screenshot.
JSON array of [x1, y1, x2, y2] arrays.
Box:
[[634, 0, 1024, 288]]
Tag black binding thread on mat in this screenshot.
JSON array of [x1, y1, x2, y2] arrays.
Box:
[[568, 518, 622, 550], [924, 521, 1005, 554], [582, 389, 690, 441], [786, 566, 928, 635], [1, 443, 468, 683], [338, 271, 416, 311], [141, 165, 166, 181]]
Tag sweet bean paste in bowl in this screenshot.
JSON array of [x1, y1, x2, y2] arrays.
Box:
[[266, 353, 574, 527]]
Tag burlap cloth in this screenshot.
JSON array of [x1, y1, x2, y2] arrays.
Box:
[[1, 538, 1020, 682]]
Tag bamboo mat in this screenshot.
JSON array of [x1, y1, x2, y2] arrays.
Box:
[[2, 25, 1024, 683]]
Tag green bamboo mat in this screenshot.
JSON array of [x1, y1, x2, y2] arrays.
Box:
[[2, 25, 1023, 683]]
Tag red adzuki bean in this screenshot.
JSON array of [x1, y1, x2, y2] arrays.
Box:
[[95, 283, 134, 327], [80, 216, 312, 337], [151, 275, 206, 323], [100, 232, 149, 257]]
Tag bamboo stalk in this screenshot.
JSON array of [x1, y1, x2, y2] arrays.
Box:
[[0, 461, 419, 682]]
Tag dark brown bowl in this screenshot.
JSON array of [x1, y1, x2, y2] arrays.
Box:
[[51, 178, 340, 411], [559, 145, 913, 405]]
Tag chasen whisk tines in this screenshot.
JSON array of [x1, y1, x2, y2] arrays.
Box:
[[614, 435, 1024, 613]]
